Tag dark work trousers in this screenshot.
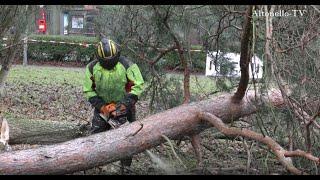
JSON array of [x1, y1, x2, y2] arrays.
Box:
[[90, 105, 136, 168]]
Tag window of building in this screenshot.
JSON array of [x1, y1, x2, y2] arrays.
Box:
[[63, 12, 69, 34], [71, 16, 84, 29]]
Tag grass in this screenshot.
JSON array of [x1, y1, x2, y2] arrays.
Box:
[[7, 65, 224, 97], [8, 65, 85, 86], [166, 73, 217, 95]]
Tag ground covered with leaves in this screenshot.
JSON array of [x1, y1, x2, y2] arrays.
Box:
[[0, 65, 289, 175]]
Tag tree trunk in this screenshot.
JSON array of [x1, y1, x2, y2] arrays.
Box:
[[7, 118, 85, 145], [23, 36, 28, 66], [0, 46, 16, 97], [0, 89, 285, 175], [0, 25, 22, 97], [264, 5, 275, 80], [177, 45, 191, 104], [0, 65, 9, 97], [232, 6, 253, 103]]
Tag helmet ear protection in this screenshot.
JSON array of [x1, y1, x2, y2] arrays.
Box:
[[96, 38, 120, 70]]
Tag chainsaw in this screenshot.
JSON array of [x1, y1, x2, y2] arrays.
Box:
[[99, 108, 129, 129]]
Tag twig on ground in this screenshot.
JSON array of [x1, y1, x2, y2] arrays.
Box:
[[161, 135, 187, 169]]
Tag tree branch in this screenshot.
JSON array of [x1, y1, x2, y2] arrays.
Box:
[[197, 111, 320, 175], [284, 150, 319, 164]]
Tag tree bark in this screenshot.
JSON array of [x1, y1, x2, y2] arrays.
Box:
[[7, 118, 85, 145], [0, 89, 285, 175]]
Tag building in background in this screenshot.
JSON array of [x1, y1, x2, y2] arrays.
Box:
[[205, 51, 263, 79], [34, 5, 100, 36]]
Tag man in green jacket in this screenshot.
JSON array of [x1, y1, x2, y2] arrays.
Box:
[[83, 38, 144, 174]]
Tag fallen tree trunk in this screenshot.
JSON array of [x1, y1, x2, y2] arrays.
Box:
[[7, 118, 84, 144], [0, 89, 284, 175]]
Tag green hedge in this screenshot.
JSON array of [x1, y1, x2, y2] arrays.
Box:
[[27, 35, 98, 63], [26, 35, 206, 71]]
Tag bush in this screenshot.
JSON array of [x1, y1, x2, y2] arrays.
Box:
[[27, 35, 98, 63], [159, 49, 206, 72], [141, 75, 184, 113]]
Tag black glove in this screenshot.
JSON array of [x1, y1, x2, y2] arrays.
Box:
[[88, 96, 106, 111], [120, 93, 138, 110], [113, 93, 138, 117]]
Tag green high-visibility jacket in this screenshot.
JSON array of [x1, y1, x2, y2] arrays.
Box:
[[83, 56, 144, 110]]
